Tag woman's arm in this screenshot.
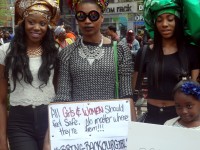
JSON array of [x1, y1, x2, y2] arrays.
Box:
[[117, 44, 137, 121], [0, 65, 9, 150], [187, 44, 200, 81], [191, 69, 200, 81], [53, 59, 59, 94], [129, 98, 137, 121], [54, 50, 72, 102], [132, 71, 138, 92], [131, 47, 143, 92], [43, 128, 50, 150], [117, 44, 133, 97]]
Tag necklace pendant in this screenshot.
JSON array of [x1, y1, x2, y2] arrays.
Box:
[[79, 36, 104, 66], [87, 58, 95, 66]]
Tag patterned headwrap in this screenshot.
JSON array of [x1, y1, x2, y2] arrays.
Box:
[[15, 0, 60, 26], [67, 0, 109, 12], [143, 0, 181, 38]]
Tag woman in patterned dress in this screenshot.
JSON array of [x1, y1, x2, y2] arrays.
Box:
[[53, 0, 136, 120]]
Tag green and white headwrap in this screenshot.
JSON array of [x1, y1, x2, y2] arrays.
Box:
[[143, 0, 181, 38]]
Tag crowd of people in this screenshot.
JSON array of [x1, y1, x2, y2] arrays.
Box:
[[0, 29, 13, 46], [0, 0, 200, 149]]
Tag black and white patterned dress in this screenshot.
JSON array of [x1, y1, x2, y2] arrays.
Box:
[[54, 38, 133, 101]]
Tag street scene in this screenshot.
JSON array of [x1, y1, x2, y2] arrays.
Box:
[[0, 0, 200, 149]]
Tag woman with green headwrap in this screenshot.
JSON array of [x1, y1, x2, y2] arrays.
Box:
[[133, 0, 200, 124]]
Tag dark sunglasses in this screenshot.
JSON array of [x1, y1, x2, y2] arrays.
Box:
[[75, 10, 100, 22]]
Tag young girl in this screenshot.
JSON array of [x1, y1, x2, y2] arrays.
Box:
[[164, 80, 200, 130]]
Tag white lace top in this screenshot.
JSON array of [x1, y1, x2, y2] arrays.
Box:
[[0, 43, 55, 106]]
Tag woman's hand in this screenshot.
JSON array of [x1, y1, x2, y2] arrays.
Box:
[[129, 98, 137, 121], [0, 141, 9, 150], [43, 129, 50, 150]]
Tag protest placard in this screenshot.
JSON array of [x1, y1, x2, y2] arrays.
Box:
[[48, 99, 131, 150], [127, 122, 199, 150]]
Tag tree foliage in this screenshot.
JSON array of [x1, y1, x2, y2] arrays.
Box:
[[0, 0, 12, 26]]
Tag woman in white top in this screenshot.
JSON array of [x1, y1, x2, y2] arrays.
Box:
[[0, 0, 60, 149], [164, 80, 200, 130]]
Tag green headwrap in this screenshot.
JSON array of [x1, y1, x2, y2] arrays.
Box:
[[182, 0, 200, 45], [143, 0, 181, 38], [155, 9, 180, 20]]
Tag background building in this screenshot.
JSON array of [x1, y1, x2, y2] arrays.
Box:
[[1, 0, 144, 39]]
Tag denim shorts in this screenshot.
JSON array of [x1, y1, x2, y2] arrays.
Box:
[[8, 105, 48, 150]]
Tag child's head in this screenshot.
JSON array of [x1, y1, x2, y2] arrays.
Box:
[[173, 80, 200, 124]]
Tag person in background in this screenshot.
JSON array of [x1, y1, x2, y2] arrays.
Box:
[[10, 31, 15, 39], [147, 38, 154, 49], [164, 80, 200, 130], [0, 0, 60, 149], [64, 24, 76, 41], [120, 29, 140, 62], [3, 30, 12, 43], [147, 38, 153, 45], [106, 25, 120, 42], [54, 26, 74, 49], [0, 29, 4, 45], [135, 34, 143, 47], [132, 0, 200, 125]]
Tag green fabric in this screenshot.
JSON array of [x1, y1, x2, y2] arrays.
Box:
[[113, 41, 119, 99], [182, 0, 200, 44], [143, 0, 181, 38], [143, 0, 200, 45], [155, 9, 180, 19]]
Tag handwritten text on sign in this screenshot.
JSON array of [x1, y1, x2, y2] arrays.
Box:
[[52, 137, 127, 150], [49, 100, 130, 140]]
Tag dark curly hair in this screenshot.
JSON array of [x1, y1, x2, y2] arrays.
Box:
[[4, 21, 59, 92]]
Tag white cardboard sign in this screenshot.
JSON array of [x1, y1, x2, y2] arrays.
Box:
[[127, 122, 200, 150], [48, 99, 131, 150]]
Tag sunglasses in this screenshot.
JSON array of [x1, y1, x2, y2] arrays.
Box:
[[75, 10, 100, 22]]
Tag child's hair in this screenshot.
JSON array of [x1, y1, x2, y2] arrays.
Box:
[[173, 80, 200, 100]]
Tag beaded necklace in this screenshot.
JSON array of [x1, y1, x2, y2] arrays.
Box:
[[78, 36, 105, 66], [27, 45, 42, 57]]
